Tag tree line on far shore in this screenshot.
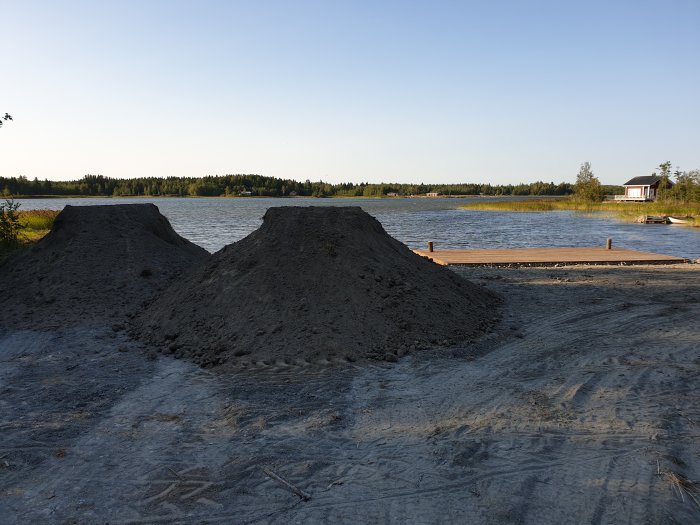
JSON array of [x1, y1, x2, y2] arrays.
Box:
[[1, 174, 624, 199]]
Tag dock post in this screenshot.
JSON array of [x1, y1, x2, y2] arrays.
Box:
[[606, 238, 612, 250], [428, 241, 434, 253]]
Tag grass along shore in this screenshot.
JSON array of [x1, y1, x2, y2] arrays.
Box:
[[460, 198, 700, 226], [0, 208, 59, 260], [18, 209, 60, 242]]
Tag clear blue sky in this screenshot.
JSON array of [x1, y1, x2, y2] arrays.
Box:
[[3, 0, 699, 185]]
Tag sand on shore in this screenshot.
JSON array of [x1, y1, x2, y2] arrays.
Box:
[[1, 264, 699, 524]]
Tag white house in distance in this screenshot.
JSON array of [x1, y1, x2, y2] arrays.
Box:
[[615, 175, 673, 202]]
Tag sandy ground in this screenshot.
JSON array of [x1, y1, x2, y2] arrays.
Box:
[[1, 264, 699, 524]]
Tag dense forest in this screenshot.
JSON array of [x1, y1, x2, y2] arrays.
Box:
[[1, 174, 621, 198]]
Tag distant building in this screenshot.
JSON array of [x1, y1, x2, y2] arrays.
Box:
[[288, 191, 298, 196], [426, 192, 440, 197], [386, 192, 399, 197], [239, 190, 253, 196], [615, 176, 673, 202]]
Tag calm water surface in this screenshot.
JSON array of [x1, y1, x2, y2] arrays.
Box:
[[15, 197, 700, 260]]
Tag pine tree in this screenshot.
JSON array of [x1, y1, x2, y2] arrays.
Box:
[[574, 162, 603, 202]]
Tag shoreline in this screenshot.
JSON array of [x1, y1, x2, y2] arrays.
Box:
[[460, 198, 700, 227], [10, 193, 491, 200]]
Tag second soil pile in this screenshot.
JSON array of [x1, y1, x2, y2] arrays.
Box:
[[136, 207, 500, 366]]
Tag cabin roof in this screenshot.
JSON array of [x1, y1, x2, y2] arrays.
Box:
[[623, 175, 668, 186]]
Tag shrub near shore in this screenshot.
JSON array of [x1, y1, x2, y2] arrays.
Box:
[[460, 198, 700, 226]]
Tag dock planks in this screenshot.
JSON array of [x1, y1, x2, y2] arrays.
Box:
[[413, 247, 689, 266]]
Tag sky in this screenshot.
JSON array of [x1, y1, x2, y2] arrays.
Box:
[[2, 0, 699, 186]]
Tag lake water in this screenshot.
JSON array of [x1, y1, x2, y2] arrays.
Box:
[[14, 197, 700, 259]]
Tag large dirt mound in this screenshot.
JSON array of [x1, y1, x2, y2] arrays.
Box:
[[135, 206, 500, 366], [0, 204, 209, 329]]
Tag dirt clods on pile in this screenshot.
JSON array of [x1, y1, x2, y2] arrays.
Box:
[[0, 204, 209, 329], [135, 206, 500, 366]]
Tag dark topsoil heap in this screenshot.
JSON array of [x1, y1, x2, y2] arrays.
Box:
[[135, 206, 500, 366], [0, 204, 208, 329]]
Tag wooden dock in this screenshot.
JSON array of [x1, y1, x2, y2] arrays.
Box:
[[413, 246, 689, 267]]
